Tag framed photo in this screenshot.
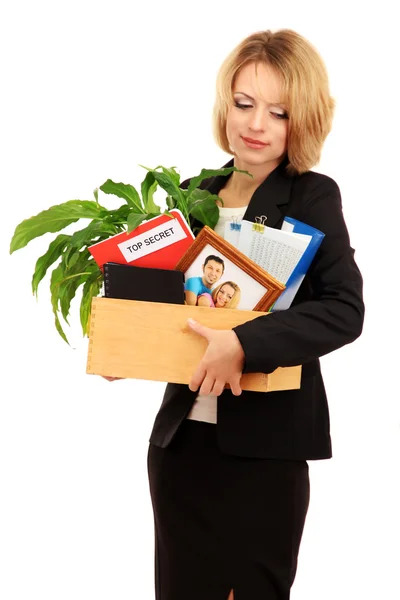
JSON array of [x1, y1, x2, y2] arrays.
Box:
[[175, 226, 285, 311]]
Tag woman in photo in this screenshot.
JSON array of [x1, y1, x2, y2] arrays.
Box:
[[147, 28, 364, 600], [197, 281, 241, 309]]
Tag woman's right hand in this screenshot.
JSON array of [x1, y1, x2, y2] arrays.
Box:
[[101, 376, 124, 382]]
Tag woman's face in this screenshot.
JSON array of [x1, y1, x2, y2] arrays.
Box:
[[225, 62, 289, 173], [215, 284, 235, 308]]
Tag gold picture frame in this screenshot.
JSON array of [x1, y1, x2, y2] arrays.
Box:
[[175, 226, 285, 311]]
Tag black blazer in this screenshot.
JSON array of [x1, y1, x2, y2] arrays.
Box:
[[149, 159, 364, 460]]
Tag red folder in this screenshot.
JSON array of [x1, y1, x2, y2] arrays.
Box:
[[88, 209, 194, 270]]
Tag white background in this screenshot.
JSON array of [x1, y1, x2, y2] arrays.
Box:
[[1, 1, 399, 598]]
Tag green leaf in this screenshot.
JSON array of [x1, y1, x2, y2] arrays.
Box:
[[127, 212, 162, 232], [190, 196, 220, 229], [69, 220, 120, 248], [80, 271, 103, 336], [54, 313, 69, 344], [99, 204, 131, 225], [146, 170, 183, 203], [58, 251, 94, 323], [63, 247, 79, 269], [141, 165, 180, 185], [140, 166, 189, 221], [50, 263, 69, 344], [127, 212, 149, 232], [187, 188, 216, 207], [32, 234, 71, 296], [100, 179, 145, 213], [160, 166, 181, 186], [165, 194, 176, 210], [186, 167, 253, 196], [49, 255, 101, 343], [141, 171, 161, 214], [10, 200, 103, 253]]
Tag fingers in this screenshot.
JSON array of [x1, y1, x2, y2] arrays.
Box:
[[207, 380, 225, 397], [189, 371, 241, 397], [201, 377, 242, 397], [187, 320, 243, 397], [229, 375, 242, 396], [199, 378, 224, 397], [188, 364, 207, 392], [102, 376, 123, 382], [189, 366, 224, 397], [187, 318, 211, 341]]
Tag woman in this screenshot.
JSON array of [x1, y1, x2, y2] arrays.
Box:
[[147, 29, 364, 599], [197, 281, 241, 309]]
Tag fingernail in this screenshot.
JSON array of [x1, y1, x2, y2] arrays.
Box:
[[188, 318, 196, 325]]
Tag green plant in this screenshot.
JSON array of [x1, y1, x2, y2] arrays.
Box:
[[10, 164, 250, 344]]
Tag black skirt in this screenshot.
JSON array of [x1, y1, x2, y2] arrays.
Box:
[[147, 419, 310, 600]]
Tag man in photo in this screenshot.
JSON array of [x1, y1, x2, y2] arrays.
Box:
[[184, 255, 225, 305]]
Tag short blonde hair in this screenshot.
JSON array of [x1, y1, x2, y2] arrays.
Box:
[[212, 29, 335, 175], [212, 281, 241, 309]]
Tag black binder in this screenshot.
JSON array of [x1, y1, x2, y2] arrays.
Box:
[[103, 262, 185, 304]]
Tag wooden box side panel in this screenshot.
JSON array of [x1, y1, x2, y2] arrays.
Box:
[[87, 298, 301, 392]]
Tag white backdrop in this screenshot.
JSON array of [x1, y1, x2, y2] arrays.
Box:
[[1, 1, 399, 598]]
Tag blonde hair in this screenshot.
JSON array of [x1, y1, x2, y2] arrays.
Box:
[[212, 281, 241, 309], [212, 29, 335, 175]]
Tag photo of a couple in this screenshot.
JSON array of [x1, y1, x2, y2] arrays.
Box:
[[184, 255, 241, 309], [176, 228, 285, 312]]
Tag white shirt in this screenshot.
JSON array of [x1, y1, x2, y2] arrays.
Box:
[[186, 205, 247, 424]]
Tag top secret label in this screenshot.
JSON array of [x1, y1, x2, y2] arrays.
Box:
[[117, 218, 187, 263]]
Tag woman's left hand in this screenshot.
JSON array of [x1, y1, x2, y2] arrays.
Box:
[[187, 318, 245, 396]]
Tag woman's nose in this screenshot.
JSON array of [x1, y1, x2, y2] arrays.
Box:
[[248, 108, 266, 132]]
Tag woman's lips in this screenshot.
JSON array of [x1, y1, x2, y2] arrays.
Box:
[[242, 136, 268, 149]]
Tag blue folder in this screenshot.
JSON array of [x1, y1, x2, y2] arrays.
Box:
[[271, 217, 325, 311]]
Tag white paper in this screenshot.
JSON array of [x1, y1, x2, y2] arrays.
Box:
[[237, 220, 311, 284], [224, 221, 241, 247]]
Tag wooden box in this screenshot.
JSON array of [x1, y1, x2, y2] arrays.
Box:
[[86, 297, 301, 392]]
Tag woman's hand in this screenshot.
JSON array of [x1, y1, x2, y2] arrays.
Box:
[[101, 376, 123, 382], [187, 318, 245, 396]]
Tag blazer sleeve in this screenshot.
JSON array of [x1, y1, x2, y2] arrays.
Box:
[[233, 176, 365, 374]]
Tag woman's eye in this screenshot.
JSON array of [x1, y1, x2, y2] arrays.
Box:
[[271, 111, 289, 120], [234, 101, 252, 110]]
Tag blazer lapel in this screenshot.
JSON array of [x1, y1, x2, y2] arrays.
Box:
[[243, 160, 293, 229], [201, 158, 293, 230]]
